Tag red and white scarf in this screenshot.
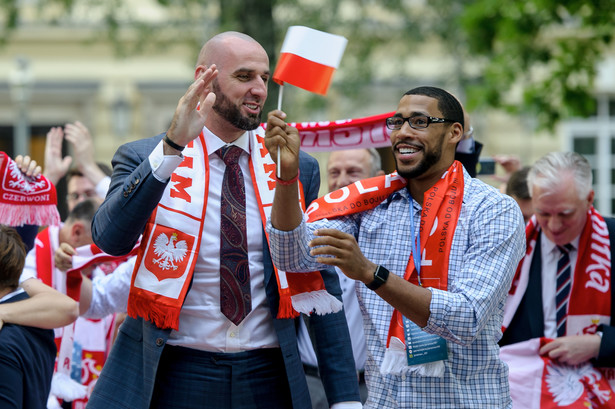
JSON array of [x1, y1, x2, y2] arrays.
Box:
[[308, 161, 465, 373], [0, 151, 60, 227], [128, 129, 341, 331], [503, 208, 611, 334], [501, 337, 615, 408], [35, 228, 136, 407]]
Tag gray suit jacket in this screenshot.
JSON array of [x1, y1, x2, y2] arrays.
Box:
[[88, 133, 360, 409]]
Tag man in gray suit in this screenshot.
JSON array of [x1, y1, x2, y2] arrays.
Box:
[[88, 32, 360, 409]]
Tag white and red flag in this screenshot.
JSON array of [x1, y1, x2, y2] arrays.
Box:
[[500, 337, 615, 408], [273, 26, 347, 95]]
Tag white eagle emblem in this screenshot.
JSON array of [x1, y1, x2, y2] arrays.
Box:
[[546, 362, 611, 407], [7, 159, 47, 193], [152, 232, 188, 271]]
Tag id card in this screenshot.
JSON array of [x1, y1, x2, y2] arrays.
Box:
[[403, 316, 448, 365]]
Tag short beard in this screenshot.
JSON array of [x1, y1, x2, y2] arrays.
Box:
[[212, 81, 262, 131], [395, 133, 444, 180]]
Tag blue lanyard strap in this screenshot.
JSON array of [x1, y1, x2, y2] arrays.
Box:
[[408, 194, 422, 286]]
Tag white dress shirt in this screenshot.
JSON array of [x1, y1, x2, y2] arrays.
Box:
[[149, 129, 278, 352]]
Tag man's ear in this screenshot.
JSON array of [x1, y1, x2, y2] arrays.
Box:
[[70, 221, 90, 246], [449, 123, 463, 145], [587, 189, 595, 206]]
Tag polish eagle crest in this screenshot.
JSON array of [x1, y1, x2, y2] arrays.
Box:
[[152, 232, 188, 271], [545, 362, 611, 407]]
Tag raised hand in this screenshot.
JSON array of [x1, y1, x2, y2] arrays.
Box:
[[64, 121, 107, 185], [165, 65, 218, 151], [43, 126, 72, 185], [264, 110, 301, 180], [14, 155, 42, 178]]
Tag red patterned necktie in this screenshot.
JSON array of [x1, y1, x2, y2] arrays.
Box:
[[217, 146, 251, 325]]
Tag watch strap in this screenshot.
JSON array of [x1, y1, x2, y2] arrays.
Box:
[[163, 134, 186, 151], [366, 265, 389, 291]]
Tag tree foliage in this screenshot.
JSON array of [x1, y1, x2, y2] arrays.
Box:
[[2, 0, 614, 129]]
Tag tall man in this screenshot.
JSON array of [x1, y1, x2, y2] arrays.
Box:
[[265, 86, 526, 408], [300, 148, 384, 407], [88, 32, 359, 409], [500, 152, 614, 406]]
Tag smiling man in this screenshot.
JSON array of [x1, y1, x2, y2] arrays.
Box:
[[265, 86, 526, 408], [88, 32, 359, 409]]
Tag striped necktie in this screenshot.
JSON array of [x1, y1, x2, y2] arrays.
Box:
[[555, 244, 573, 337], [218, 146, 251, 325]]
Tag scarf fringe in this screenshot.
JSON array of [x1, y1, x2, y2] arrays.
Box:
[[50, 372, 87, 401], [0, 203, 60, 227], [380, 337, 445, 376], [128, 291, 182, 331], [380, 336, 407, 374], [277, 289, 300, 319], [292, 290, 343, 315], [406, 360, 445, 377], [47, 395, 62, 409]]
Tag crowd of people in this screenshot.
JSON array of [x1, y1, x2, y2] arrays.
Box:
[[0, 30, 613, 409]]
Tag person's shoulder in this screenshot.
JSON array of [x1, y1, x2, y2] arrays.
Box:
[[298, 150, 318, 164], [463, 174, 517, 209], [119, 133, 164, 151]]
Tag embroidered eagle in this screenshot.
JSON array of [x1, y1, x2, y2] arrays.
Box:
[[546, 361, 610, 406], [152, 232, 188, 271]]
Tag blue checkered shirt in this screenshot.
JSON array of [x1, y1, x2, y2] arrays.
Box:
[[268, 170, 526, 408]]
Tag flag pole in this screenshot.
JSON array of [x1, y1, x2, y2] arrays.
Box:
[[276, 84, 284, 178]]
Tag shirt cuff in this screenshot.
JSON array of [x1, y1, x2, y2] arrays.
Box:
[[331, 402, 362, 409], [456, 137, 475, 154], [95, 176, 111, 199], [149, 140, 184, 182]]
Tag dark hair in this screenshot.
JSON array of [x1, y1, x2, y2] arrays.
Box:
[[66, 198, 100, 224], [404, 86, 464, 130], [506, 166, 531, 199], [66, 162, 112, 182], [0, 225, 27, 290]]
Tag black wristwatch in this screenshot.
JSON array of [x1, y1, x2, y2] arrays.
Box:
[[366, 265, 389, 290]]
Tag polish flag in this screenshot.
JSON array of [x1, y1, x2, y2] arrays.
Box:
[[273, 26, 347, 95], [500, 337, 615, 408]]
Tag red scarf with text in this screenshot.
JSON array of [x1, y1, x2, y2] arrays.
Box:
[[308, 162, 465, 370], [503, 208, 611, 334], [128, 129, 341, 330], [0, 151, 60, 227]]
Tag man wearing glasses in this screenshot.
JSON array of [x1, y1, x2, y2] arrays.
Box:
[[265, 86, 526, 407]]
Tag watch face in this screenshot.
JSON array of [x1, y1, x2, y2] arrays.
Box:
[[374, 265, 389, 282]]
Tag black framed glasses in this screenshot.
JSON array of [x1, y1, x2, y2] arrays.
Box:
[[385, 115, 456, 131]]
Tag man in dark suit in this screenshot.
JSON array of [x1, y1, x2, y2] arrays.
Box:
[[88, 31, 359, 409], [454, 108, 483, 178], [501, 151, 614, 366]]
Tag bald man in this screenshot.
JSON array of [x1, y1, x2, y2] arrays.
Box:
[[88, 32, 360, 409]]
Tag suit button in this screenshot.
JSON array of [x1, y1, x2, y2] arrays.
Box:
[[123, 191, 129, 197], [155, 338, 164, 347], [134, 178, 140, 185]]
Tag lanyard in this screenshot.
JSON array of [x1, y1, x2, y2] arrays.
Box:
[[408, 194, 422, 287]]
